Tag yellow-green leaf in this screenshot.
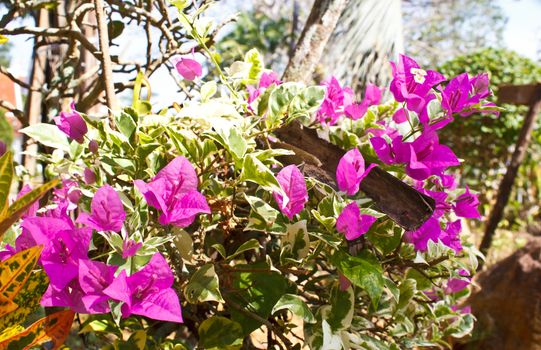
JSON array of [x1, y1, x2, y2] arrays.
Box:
[[0, 35, 8, 45], [0, 179, 59, 238], [0, 271, 49, 329], [0, 246, 43, 302], [0, 310, 75, 350], [0, 325, 24, 343], [0, 152, 13, 218]]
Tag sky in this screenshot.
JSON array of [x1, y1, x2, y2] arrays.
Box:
[[500, 0, 541, 59], [2, 0, 541, 109]]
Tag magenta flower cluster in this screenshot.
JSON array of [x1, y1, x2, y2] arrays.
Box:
[[0, 156, 211, 323], [313, 55, 491, 252], [384, 56, 487, 252], [317, 77, 382, 125]]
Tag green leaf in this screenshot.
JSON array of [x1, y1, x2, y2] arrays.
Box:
[[244, 48, 263, 84], [227, 239, 260, 261], [79, 315, 121, 337], [266, 83, 303, 129], [397, 279, 416, 313], [184, 264, 224, 303], [229, 262, 288, 334], [20, 123, 71, 152], [118, 330, 146, 350], [288, 86, 326, 121], [216, 126, 248, 160], [0, 113, 13, 148], [115, 111, 137, 139], [108, 20, 125, 40], [332, 251, 384, 306], [0, 152, 13, 218], [324, 284, 354, 331], [201, 81, 217, 102], [172, 228, 194, 262], [244, 194, 279, 224], [272, 294, 315, 323], [239, 154, 281, 193], [281, 220, 310, 260], [198, 316, 243, 350]]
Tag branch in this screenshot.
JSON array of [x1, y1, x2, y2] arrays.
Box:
[[0, 66, 41, 92], [0, 26, 100, 60], [0, 100, 23, 119], [93, 0, 118, 113]]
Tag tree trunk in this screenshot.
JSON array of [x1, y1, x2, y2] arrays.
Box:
[[23, 9, 49, 179]]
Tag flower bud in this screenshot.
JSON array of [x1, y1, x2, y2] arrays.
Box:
[[89, 139, 99, 154], [84, 167, 96, 185]]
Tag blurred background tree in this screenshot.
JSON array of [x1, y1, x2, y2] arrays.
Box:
[[402, 0, 507, 67]]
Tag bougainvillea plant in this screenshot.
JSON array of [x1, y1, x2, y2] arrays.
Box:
[[0, 4, 501, 350]]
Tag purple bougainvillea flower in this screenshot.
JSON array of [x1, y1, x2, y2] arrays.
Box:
[[77, 184, 126, 232], [336, 148, 377, 195], [41, 280, 89, 313], [389, 54, 445, 115], [453, 186, 481, 219], [83, 167, 96, 185], [259, 71, 281, 88], [104, 252, 183, 323], [78, 259, 117, 313], [363, 83, 382, 106], [53, 179, 82, 212], [445, 269, 471, 294], [317, 76, 355, 125], [336, 202, 377, 241], [344, 83, 382, 120], [403, 217, 441, 251], [393, 130, 460, 180], [392, 108, 408, 124], [18, 216, 92, 289], [414, 185, 452, 219], [344, 102, 368, 120], [135, 156, 210, 227], [41, 226, 92, 290], [440, 219, 463, 253], [272, 165, 309, 220], [16, 216, 73, 253], [53, 102, 88, 143], [0, 245, 16, 262], [122, 239, 142, 259], [16, 185, 39, 218], [441, 73, 470, 117], [175, 57, 202, 80], [442, 72, 495, 118]]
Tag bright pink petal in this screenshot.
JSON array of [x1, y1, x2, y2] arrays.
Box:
[[336, 148, 375, 195], [273, 165, 309, 220], [131, 288, 183, 323], [336, 202, 377, 240], [103, 270, 132, 307], [159, 190, 210, 227], [175, 58, 202, 80]]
